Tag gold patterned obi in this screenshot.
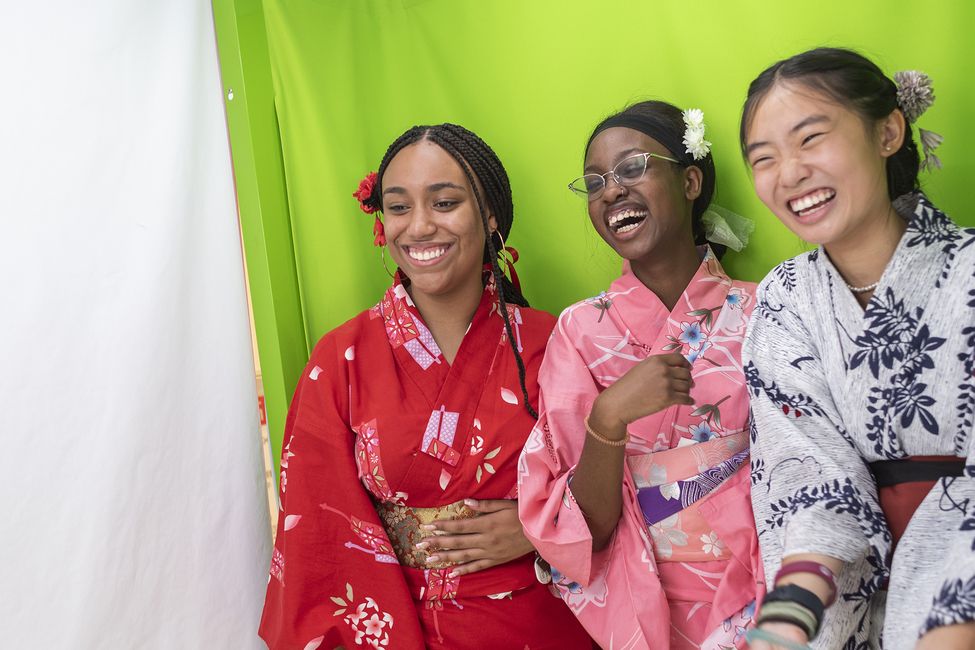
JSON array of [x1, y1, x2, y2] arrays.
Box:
[[373, 499, 478, 569]]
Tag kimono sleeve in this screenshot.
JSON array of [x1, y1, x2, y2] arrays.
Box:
[[920, 429, 975, 634], [744, 273, 891, 591], [518, 314, 609, 587], [258, 334, 421, 649]]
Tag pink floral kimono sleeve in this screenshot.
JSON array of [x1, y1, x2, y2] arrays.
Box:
[[518, 319, 607, 586]]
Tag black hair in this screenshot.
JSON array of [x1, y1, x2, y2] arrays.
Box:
[[366, 123, 539, 418], [586, 100, 718, 252], [739, 47, 920, 200]]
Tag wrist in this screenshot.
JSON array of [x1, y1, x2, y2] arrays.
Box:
[[775, 560, 837, 607], [589, 399, 627, 440]]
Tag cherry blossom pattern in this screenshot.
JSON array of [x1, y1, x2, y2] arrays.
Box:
[[330, 582, 395, 648], [353, 419, 395, 501], [476, 445, 501, 483], [370, 287, 442, 369], [269, 546, 285, 584], [279, 434, 295, 494], [700, 531, 726, 558], [648, 513, 689, 560]]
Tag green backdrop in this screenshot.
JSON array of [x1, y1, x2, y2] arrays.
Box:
[[214, 0, 975, 469]]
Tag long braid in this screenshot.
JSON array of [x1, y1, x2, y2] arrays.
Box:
[[425, 129, 538, 418], [367, 123, 539, 418]]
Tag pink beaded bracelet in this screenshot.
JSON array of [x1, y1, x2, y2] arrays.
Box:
[[774, 561, 837, 607]]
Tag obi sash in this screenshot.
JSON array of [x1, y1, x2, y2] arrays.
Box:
[[373, 499, 536, 605], [627, 432, 749, 562], [868, 455, 966, 550]]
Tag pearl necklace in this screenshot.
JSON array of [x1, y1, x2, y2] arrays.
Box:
[[846, 281, 879, 293]]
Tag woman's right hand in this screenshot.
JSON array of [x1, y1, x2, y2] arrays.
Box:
[[590, 352, 694, 432]]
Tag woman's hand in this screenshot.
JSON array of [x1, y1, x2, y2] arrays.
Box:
[[916, 622, 975, 650], [748, 621, 810, 649], [417, 499, 533, 577], [590, 352, 694, 434]]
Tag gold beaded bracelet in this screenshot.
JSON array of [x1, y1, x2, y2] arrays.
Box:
[[584, 415, 629, 447]]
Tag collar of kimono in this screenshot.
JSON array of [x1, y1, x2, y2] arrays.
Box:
[[611, 246, 735, 358]]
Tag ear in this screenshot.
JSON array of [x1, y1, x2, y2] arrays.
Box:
[[683, 165, 703, 202], [487, 214, 499, 234], [879, 109, 907, 158]]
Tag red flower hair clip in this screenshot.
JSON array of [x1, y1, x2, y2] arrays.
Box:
[[352, 171, 385, 246]]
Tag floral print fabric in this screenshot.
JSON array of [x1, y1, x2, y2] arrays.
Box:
[[745, 193, 975, 649], [259, 273, 591, 649], [519, 248, 764, 649]]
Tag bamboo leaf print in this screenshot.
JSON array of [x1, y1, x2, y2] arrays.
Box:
[[346, 583, 354, 602], [476, 466, 483, 483], [330, 596, 347, 606], [484, 463, 496, 474], [485, 446, 501, 460]]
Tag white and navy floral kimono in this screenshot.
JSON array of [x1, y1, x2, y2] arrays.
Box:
[[744, 193, 975, 649]]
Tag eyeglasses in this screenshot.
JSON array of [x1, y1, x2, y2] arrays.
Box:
[[568, 152, 679, 200]]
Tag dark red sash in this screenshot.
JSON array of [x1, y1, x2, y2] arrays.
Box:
[[869, 455, 965, 550]]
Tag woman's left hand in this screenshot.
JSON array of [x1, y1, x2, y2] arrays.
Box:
[[915, 622, 975, 650], [418, 498, 534, 576]]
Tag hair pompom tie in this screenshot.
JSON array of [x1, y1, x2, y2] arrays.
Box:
[[894, 70, 943, 172]]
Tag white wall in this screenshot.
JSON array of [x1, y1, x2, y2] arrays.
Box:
[[0, 2, 271, 647]]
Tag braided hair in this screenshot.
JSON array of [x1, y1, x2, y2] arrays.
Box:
[[363, 124, 539, 418]]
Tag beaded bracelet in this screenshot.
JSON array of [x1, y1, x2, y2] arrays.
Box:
[[775, 560, 837, 606], [584, 416, 629, 447]]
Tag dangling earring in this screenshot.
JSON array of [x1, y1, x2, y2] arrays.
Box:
[[380, 246, 395, 279]]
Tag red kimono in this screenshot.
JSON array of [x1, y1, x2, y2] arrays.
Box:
[[259, 274, 591, 649]]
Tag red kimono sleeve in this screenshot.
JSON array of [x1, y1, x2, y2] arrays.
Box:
[[258, 331, 423, 649]]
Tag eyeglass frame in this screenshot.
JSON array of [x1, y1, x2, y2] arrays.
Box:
[[568, 152, 680, 201]]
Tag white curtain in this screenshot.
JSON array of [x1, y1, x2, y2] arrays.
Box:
[[0, 2, 271, 648]]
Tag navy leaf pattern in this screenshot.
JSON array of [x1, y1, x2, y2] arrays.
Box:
[[921, 575, 975, 636], [747, 194, 975, 649], [773, 258, 799, 293]]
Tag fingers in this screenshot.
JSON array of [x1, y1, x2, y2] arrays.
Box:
[[447, 558, 495, 577], [659, 352, 693, 369], [422, 547, 486, 569], [425, 517, 478, 534], [671, 378, 693, 392], [669, 365, 694, 384], [418, 533, 482, 552], [463, 498, 516, 514]]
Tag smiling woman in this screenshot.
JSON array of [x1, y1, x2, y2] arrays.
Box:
[[258, 123, 593, 649], [518, 101, 764, 649], [740, 48, 975, 650]]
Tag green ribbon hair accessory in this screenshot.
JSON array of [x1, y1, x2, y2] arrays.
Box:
[[700, 204, 755, 252]]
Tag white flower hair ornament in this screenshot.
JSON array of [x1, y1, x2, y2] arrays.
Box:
[[894, 70, 943, 171], [681, 108, 711, 160]]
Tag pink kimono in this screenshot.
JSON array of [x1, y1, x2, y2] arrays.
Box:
[[518, 250, 764, 649]]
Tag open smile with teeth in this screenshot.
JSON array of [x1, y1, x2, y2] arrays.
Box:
[[789, 189, 836, 217], [405, 244, 450, 262], [608, 208, 648, 234]]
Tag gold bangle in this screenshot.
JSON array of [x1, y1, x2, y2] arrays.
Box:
[[584, 415, 629, 447]]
